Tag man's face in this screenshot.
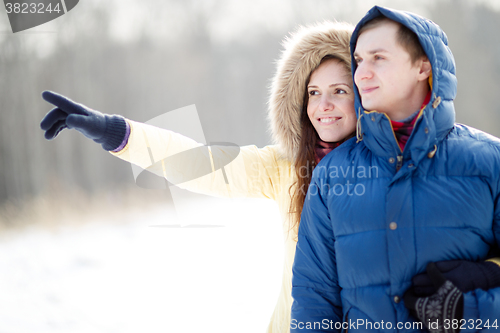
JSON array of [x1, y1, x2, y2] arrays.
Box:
[[353, 21, 426, 120]]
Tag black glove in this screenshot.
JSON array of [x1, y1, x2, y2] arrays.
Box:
[[411, 259, 500, 296], [405, 263, 464, 333], [40, 91, 127, 151]]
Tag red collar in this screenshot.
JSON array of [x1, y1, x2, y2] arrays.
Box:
[[390, 90, 431, 151], [314, 134, 354, 164]]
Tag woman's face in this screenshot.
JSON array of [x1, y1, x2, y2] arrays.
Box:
[[307, 59, 356, 143]]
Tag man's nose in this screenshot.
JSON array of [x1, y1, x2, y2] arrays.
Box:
[[354, 62, 373, 82]]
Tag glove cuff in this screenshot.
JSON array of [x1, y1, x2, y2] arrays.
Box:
[[102, 115, 127, 151], [414, 280, 463, 333]]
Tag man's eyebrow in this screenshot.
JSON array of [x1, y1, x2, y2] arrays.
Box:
[[353, 48, 389, 57]]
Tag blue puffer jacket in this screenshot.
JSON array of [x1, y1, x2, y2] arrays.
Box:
[[291, 6, 500, 333]]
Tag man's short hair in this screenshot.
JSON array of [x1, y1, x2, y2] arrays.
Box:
[[358, 16, 427, 64]]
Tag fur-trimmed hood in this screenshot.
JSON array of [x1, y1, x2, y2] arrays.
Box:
[[268, 21, 354, 161]]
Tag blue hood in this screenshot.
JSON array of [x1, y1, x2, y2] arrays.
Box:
[[350, 6, 457, 164]]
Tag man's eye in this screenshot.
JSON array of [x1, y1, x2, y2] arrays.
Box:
[[355, 58, 362, 64], [375, 55, 383, 60]]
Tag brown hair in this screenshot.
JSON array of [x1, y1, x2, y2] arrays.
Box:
[[288, 56, 352, 239], [267, 21, 354, 240], [358, 16, 427, 64]]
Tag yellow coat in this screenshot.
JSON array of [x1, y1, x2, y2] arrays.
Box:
[[111, 21, 353, 333]]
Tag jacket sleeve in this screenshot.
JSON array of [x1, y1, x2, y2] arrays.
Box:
[[460, 183, 500, 332], [291, 176, 342, 332], [110, 120, 288, 200]]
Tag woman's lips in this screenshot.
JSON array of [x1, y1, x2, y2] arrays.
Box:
[[361, 86, 378, 94], [318, 117, 341, 124]]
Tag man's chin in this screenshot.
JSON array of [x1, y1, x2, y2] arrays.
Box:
[[361, 102, 376, 112], [360, 98, 372, 110]]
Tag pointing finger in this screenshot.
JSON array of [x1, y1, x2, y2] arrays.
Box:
[[42, 91, 87, 115]]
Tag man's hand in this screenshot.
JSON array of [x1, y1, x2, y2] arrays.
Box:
[[410, 259, 500, 296], [40, 91, 127, 151], [404, 263, 464, 333]]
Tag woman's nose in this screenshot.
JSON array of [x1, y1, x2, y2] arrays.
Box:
[[319, 95, 334, 112]]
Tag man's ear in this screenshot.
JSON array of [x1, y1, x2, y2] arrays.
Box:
[[417, 57, 431, 82]]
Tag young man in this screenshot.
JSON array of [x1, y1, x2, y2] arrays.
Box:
[[291, 6, 500, 333]]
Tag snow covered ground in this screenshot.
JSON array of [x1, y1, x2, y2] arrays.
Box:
[[0, 197, 284, 333]]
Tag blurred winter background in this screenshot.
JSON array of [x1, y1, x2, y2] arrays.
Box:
[[1, 0, 500, 332]]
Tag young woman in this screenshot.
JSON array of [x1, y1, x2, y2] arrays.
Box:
[[40, 21, 356, 333]]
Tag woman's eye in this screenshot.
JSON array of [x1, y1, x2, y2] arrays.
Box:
[[336, 89, 347, 94], [308, 90, 319, 96], [355, 58, 362, 64], [374, 55, 383, 60]]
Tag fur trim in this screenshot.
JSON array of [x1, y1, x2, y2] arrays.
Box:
[[268, 21, 354, 161]]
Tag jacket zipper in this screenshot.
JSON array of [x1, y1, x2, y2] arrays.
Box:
[[367, 107, 426, 172], [396, 155, 403, 171], [381, 113, 404, 172]]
